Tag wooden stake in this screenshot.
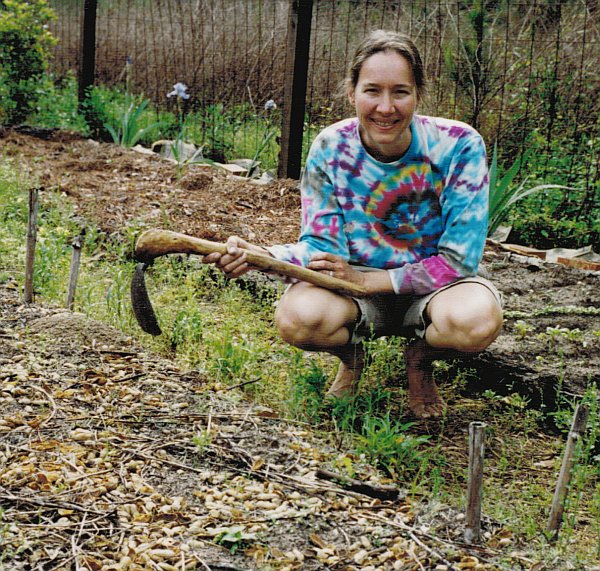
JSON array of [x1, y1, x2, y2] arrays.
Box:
[[465, 421, 487, 543], [547, 403, 590, 540], [23, 187, 40, 304], [66, 234, 84, 310]]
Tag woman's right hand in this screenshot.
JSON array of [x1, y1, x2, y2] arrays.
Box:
[[202, 236, 271, 279]]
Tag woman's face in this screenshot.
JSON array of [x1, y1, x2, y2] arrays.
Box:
[[348, 50, 418, 160]]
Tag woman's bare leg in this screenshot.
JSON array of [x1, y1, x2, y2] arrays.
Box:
[[405, 282, 503, 418], [274, 282, 363, 397]]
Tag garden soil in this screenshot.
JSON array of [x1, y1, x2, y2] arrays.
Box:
[[0, 127, 598, 570]]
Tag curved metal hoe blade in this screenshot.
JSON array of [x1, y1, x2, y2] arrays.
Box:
[[130, 263, 162, 336]]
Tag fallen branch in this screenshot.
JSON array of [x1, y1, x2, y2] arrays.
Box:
[[315, 467, 402, 501], [0, 487, 112, 517]]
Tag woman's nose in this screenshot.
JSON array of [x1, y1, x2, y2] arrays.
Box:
[[376, 93, 395, 113]]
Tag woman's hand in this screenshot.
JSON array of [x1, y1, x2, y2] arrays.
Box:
[[308, 252, 394, 296], [307, 253, 366, 288], [203, 236, 271, 279]]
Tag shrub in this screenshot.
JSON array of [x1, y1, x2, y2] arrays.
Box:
[[0, 0, 56, 125]]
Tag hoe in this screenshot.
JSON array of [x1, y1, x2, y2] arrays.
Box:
[[130, 229, 367, 335]]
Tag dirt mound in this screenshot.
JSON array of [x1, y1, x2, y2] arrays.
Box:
[[28, 311, 132, 349]]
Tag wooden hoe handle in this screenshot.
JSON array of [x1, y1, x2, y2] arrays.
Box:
[[134, 229, 367, 297]]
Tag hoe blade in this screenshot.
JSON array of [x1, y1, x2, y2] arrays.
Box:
[[130, 263, 162, 336]]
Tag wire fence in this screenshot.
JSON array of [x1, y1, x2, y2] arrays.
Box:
[[48, 0, 598, 194]]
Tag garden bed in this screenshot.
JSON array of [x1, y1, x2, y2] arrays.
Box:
[[0, 127, 598, 570]]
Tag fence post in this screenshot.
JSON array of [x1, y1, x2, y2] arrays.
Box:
[[66, 233, 84, 311], [278, 0, 313, 180], [78, 0, 98, 109]]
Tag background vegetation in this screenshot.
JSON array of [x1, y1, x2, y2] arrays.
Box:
[[1, 1, 597, 248]]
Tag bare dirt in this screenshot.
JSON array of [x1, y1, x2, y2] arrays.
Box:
[[0, 127, 598, 570]]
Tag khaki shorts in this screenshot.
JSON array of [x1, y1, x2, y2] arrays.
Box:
[[351, 275, 503, 344]]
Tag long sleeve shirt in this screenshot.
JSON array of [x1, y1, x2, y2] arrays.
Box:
[[268, 115, 489, 296]]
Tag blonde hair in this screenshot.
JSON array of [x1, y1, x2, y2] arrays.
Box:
[[346, 30, 427, 103]]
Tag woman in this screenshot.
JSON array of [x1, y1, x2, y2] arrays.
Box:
[[205, 30, 503, 418]]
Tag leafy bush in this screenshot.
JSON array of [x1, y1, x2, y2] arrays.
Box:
[[0, 0, 56, 125], [29, 72, 89, 133], [509, 202, 597, 250], [497, 129, 599, 248]]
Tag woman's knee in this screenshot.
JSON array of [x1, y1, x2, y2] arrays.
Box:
[[275, 298, 326, 347], [274, 284, 359, 349], [428, 288, 503, 352], [438, 304, 502, 351]]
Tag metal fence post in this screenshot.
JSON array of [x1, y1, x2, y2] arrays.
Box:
[[78, 0, 98, 108], [278, 0, 313, 180]]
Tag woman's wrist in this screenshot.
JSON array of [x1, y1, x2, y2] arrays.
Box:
[[362, 270, 394, 296]]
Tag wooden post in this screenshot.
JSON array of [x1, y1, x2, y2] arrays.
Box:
[[547, 404, 590, 540], [277, 0, 313, 180], [78, 0, 98, 108], [23, 187, 40, 304], [464, 421, 487, 543], [66, 234, 84, 310]]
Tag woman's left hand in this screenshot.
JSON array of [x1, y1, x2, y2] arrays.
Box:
[[308, 253, 395, 296], [307, 253, 367, 288]]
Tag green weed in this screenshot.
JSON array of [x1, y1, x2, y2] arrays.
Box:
[[355, 413, 430, 478], [286, 357, 328, 423]]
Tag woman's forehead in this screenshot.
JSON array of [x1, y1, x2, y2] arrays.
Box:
[[358, 51, 415, 84]]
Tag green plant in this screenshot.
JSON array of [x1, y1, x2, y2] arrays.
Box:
[[212, 526, 256, 554], [105, 95, 164, 148], [0, 0, 56, 125], [355, 413, 430, 478], [30, 72, 89, 133], [192, 429, 212, 453], [513, 319, 535, 339], [287, 358, 328, 422], [488, 144, 575, 236]]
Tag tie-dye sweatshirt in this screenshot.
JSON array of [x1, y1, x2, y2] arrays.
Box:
[[267, 115, 489, 296]]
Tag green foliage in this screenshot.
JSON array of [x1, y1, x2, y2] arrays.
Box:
[[31, 72, 89, 133], [287, 358, 328, 422], [0, 0, 56, 125], [355, 414, 430, 478], [488, 144, 575, 237], [104, 95, 165, 148], [213, 526, 256, 554]]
